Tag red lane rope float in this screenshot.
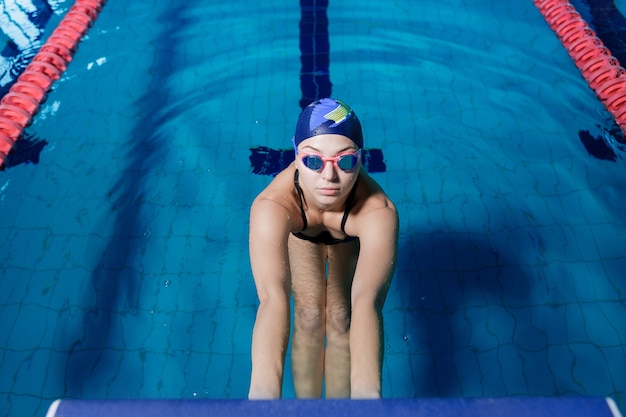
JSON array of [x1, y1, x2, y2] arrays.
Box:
[[533, 0, 626, 139], [0, 0, 107, 168]]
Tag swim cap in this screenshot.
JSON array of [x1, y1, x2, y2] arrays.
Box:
[[292, 98, 363, 153]]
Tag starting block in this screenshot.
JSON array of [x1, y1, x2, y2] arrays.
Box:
[[46, 396, 623, 417]]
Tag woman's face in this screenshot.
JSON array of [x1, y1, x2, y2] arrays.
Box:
[[295, 134, 361, 210]]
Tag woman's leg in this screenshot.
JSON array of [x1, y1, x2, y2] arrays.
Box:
[[324, 239, 359, 397], [288, 234, 328, 398]]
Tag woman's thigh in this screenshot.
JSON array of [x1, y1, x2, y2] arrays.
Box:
[[326, 239, 359, 330], [288, 234, 328, 324]]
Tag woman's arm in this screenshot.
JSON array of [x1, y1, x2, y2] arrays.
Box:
[[349, 203, 399, 398], [248, 197, 293, 399]]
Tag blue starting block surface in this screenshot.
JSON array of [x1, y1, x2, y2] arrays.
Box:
[[47, 397, 622, 417]]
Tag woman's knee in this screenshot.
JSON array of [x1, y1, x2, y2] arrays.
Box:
[[294, 305, 325, 334], [326, 306, 351, 337]]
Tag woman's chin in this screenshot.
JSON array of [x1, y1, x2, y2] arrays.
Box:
[[313, 194, 342, 210]]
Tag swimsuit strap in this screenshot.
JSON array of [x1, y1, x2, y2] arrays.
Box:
[[340, 176, 358, 234], [294, 169, 308, 231]]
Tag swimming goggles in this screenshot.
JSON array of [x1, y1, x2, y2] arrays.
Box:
[[300, 150, 361, 173]]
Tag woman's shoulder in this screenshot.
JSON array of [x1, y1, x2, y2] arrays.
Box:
[[344, 171, 398, 242], [252, 164, 301, 218], [354, 170, 396, 214]]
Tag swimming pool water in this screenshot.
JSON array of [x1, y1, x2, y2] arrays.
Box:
[[1, 1, 626, 416]]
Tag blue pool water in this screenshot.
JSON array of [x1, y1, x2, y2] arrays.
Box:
[[1, 0, 626, 416]]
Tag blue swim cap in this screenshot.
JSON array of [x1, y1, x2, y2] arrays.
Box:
[[292, 98, 363, 153]]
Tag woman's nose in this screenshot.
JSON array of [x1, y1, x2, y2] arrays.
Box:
[[321, 160, 338, 179]]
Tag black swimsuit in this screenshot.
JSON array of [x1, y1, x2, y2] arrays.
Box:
[[292, 169, 359, 245]]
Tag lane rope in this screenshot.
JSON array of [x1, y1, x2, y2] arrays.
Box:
[[0, 0, 107, 168], [533, 0, 626, 139]]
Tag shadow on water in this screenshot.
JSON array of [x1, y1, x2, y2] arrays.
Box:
[[395, 228, 536, 397], [2, 132, 48, 168], [63, 3, 188, 396]]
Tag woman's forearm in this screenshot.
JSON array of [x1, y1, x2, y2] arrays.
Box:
[[248, 293, 291, 399], [349, 299, 384, 398]]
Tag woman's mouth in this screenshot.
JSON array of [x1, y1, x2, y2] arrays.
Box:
[[318, 187, 340, 196]]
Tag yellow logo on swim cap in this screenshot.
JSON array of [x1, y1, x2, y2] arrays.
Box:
[[324, 101, 350, 125]]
